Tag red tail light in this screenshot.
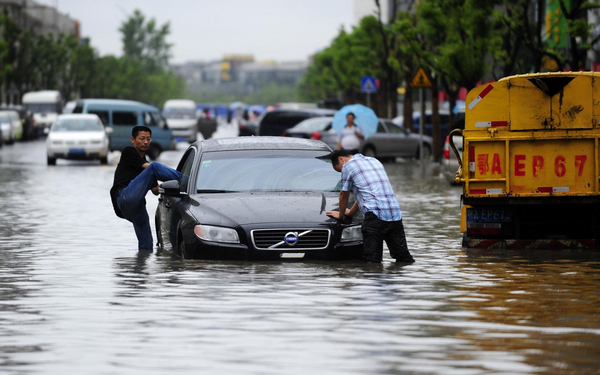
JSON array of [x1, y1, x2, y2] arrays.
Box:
[[311, 131, 322, 140], [281, 131, 287, 137], [443, 136, 450, 159]]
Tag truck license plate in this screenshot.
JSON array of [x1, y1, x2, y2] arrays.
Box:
[[467, 208, 512, 222]]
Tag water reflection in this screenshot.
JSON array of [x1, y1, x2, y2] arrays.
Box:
[[1, 142, 599, 374], [455, 249, 600, 372]]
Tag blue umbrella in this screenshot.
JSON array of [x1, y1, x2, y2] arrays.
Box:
[[332, 104, 378, 139]]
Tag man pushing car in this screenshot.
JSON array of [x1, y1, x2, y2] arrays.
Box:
[[110, 126, 180, 251], [327, 149, 414, 264]]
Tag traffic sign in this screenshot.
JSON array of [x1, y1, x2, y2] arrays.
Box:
[[410, 68, 432, 88], [361, 76, 377, 93]]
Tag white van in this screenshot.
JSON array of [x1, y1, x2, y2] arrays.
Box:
[[162, 99, 198, 143], [22, 90, 62, 135]]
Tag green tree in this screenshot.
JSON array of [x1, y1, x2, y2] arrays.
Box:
[[119, 9, 172, 73]]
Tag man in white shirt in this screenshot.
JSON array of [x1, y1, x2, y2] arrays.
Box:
[[337, 112, 364, 153]]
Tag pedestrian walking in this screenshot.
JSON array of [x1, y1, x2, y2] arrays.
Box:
[[336, 112, 364, 154], [110, 126, 180, 251], [326, 149, 414, 264]]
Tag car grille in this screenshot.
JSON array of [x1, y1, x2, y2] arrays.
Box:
[[251, 229, 331, 250]]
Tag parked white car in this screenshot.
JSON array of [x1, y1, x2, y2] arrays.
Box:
[[46, 114, 110, 165], [0, 110, 19, 144], [162, 99, 198, 143]]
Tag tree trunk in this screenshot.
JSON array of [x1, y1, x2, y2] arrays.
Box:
[[431, 79, 442, 161], [402, 86, 413, 131]]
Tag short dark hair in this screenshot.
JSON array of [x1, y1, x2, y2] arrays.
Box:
[[330, 149, 353, 166], [346, 112, 355, 119], [132, 126, 152, 138]]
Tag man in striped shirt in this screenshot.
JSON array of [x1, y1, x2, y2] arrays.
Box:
[[327, 149, 414, 264]]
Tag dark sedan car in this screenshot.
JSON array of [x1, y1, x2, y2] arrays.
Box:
[[155, 137, 364, 260]]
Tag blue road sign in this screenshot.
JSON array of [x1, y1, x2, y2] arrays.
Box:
[[361, 76, 377, 93]]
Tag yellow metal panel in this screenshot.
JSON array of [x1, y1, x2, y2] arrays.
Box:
[[593, 76, 600, 122], [508, 77, 550, 131], [464, 82, 509, 131], [508, 139, 595, 194], [470, 141, 506, 179], [551, 75, 593, 129]]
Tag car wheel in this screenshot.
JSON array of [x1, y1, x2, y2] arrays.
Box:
[[100, 156, 108, 165], [147, 144, 161, 160], [7, 133, 14, 145], [47, 156, 56, 165], [155, 216, 163, 249], [177, 234, 186, 259], [416, 144, 432, 160], [363, 146, 376, 158]]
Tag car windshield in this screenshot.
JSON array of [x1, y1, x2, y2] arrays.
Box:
[[24, 103, 57, 113], [291, 119, 331, 132], [53, 118, 103, 132], [163, 108, 196, 119], [196, 150, 340, 192]]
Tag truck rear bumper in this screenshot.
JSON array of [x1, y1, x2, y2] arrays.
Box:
[[465, 238, 596, 250]]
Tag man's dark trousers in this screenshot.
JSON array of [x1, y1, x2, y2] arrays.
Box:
[[361, 212, 413, 263]]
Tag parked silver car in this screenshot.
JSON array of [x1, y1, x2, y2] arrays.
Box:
[[284, 118, 433, 160]]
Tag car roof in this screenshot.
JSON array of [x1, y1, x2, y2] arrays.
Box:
[[58, 114, 100, 120], [266, 108, 336, 116], [76, 99, 158, 111], [194, 136, 332, 152]]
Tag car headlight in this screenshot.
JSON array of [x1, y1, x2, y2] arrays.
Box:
[[194, 225, 239, 243], [341, 225, 363, 242]]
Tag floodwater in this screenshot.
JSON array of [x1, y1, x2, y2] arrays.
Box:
[[1, 133, 599, 374]]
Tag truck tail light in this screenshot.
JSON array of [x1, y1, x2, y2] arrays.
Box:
[[468, 146, 475, 178], [311, 131, 322, 140], [444, 136, 450, 159]]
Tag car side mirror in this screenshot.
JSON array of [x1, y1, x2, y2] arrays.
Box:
[[105, 127, 114, 135], [159, 179, 181, 196]]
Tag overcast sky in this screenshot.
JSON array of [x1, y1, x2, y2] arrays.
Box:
[[36, 0, 355, 64]]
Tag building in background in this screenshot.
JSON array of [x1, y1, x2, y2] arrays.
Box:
[[170, 55, 308, 98], [0, 0, 79, 38], [353, 0, 414, 24]]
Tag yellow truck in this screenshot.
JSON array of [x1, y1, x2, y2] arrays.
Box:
[[450, 72, 600, 249]]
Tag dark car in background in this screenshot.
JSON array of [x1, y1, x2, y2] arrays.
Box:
[[155, 137, 364, 260], [257, 109, 335, 136], [282, 117, 337, 147]]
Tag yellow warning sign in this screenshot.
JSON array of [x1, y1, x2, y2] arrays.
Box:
[[410, 67, 432, 88]]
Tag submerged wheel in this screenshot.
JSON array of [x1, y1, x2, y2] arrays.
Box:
[[47, 156, 56, 165], [147, 145, 161, 160], [177, 232, 187, 259], [416, 144, 432, 160], [363, 146, 376, 158], [155, 216, 163, 249]]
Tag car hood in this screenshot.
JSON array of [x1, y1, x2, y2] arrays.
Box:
[[188, 191, 347, 227], [48, 132, 106, 141]]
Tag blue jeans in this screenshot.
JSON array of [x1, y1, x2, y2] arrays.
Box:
[[117, 163, 180, 250]]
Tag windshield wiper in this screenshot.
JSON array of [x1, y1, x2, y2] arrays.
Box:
[[196, 189, 237, 193]]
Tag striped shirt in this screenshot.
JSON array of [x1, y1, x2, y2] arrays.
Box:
[[340, 153, 402, 221]]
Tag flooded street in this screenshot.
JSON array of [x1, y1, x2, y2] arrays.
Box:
[[1, 135, 599, 374]]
